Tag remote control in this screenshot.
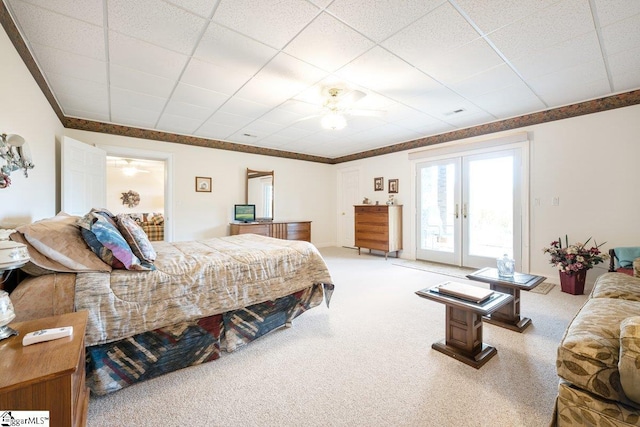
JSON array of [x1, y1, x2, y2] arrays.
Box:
[[22, 326, 73, 346]]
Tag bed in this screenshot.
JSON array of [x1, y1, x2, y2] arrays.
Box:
[[8, 211, 334, 395]]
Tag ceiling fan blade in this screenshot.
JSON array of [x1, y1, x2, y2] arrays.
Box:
[[346, 89, 367, 103], [292, 114, 321, 123]]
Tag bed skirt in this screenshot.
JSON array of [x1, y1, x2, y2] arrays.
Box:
[[86, 283, 332, 395]]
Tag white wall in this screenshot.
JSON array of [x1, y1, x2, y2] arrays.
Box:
[[336, 104, 640, 285], [0, 27, 63, 227], [65, 129, 336, 246], [106, 160, 165, 215]]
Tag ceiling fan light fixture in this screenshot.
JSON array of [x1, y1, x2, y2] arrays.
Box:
[[321, 113, 347, 130]]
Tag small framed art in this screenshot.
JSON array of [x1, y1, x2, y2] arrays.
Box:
[[374, 177, 384, 191], [388, 179, 399, 194], [195, 176, 212, 192]]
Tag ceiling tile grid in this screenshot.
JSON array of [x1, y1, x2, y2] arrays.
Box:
[[3, 0, 640, 159]]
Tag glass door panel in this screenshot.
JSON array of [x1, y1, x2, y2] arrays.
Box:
[[416, 158, 460, 265], [463, 150, 518, 268]]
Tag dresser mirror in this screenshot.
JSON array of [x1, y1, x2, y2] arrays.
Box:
[[246, 168, 274, 220]]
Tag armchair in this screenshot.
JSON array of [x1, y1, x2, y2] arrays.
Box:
[[609, 247, 640, 277]]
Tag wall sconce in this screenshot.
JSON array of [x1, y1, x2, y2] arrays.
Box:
[[0, 133, 35, 189]]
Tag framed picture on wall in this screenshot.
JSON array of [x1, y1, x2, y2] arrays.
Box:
[[388, 179, 398, 194], [195, 176, 212, 192], [374, 177, 384, 191]]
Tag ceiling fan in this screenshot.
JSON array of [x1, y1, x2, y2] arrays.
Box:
[[108, 157, 150, 176], [297, 87, 386, 130]]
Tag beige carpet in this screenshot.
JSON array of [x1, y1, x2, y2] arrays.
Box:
[[87, 247, 587, 427]]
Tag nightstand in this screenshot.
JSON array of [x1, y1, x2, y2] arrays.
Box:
[[0, 311, 89, 427]]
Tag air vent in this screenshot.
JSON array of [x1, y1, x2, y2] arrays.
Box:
[[243, 133, 257, 138], [444, 108, 466, 116]]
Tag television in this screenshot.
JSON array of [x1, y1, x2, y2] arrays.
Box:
[[234, 204, 256, 223]]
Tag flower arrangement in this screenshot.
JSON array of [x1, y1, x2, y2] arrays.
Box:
[[543, 236, 608, 274]]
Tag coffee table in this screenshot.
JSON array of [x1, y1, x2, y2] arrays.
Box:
[[415, 282, 513, 369], [466, 267, 546, 333]]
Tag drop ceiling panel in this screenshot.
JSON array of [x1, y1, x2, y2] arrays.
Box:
[[156, 113, 204, 135], [12, 0, 104, 26], [171, 83, 229, 110], [451, 64, 524, 99], [213, 0, 320, 49], [110, 104, 161, 129], [194, 121, 237, 140], [488, 0, 595, 61], [510, 32, 603, 81], [164, 0, 218, 18], [65, 108, 110, 123], [193, 23, 278, 76], [528, 60, 611, 106], [45, 72, 108, 102], [382, 3, 480, 70], [109, 64, 175, 99], [108, 31, 189, 80], [454, 0, 559, 34], [471, 82, 546, 119], [8, 0, 104, 59], [206, 111, 254, 129], [180, 58, 251, 95], [163, 100, 216, 122], [420, 37, 505, 85], [283, 12, 375, 72], [327, 0, 444, 42], [600, 13, 640, 56], [335, 46, 441, 95], [30, 43, 107, 84], [234, 53, 327, 105], [593, 0, 640, 27], [217, 97, 272, 118], [56, 91, 109, 116], [110, 86, 167, 113], [608, 46, 640, 89], [108, 0, 206, 54]]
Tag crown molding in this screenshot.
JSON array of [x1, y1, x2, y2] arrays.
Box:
[[2, 2, 639, 166]]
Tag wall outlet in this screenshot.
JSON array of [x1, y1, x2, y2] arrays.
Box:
[[552, 197, 560, 206]]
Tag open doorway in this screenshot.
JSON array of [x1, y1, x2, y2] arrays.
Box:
[[106, 156, 166, 241]]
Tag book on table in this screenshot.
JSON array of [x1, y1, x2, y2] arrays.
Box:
[[436, 281, 494, 304]]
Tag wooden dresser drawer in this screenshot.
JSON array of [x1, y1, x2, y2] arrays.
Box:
[[354, 205, 402, 259]]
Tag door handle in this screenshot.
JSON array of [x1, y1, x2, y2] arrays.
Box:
[[454, 204, 459, 219], [463, 203, 468, 219]]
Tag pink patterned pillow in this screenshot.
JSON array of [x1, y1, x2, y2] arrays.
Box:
[[116, 214, 157, 263]]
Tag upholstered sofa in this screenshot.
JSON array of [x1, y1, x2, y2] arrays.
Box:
[[126, 212, 164, 241], [553, 272, 640, 426]]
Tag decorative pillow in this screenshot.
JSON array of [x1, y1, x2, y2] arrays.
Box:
[[619, 316, 640, 403], [616, 247, 640, 268], [116, 214, 157, 263], [16, 212, 111, 272], [147, 212, 164, 226], [78, 212, 154, 271]]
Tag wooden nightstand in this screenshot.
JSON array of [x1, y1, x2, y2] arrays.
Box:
[[0, 311, 89, 427]]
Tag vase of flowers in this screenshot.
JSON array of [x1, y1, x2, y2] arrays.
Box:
[[543, 236, 608, 295]]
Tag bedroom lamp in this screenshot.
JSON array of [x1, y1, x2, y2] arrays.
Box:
[[0, 229, 29, 339], [0, 133, 35, 189], [0, 290, 17, 340]]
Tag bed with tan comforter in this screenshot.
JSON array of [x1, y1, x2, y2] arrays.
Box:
[[9, 213, 334, 395]]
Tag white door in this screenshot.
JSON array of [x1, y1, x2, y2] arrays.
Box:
[[339, 169, 360, 247], [61, 137, 106, 215], [416, 148, 521, 269]]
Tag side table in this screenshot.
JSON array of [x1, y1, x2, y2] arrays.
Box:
[[0, 311, 89, 427], [467, 267, 546, 332], [416, 282, 513, 369]]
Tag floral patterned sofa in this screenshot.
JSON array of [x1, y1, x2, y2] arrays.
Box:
[[553, 272, 640, 426]]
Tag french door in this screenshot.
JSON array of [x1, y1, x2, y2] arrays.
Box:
[[416, 148, 521, 269]]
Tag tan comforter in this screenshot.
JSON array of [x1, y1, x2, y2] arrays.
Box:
[[75, 234, 333, 346]]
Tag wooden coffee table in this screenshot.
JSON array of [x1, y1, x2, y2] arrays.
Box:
[[466, 267, 546, 333], [415, 282, 513, 369]]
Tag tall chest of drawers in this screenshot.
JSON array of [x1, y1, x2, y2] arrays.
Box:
[[354, 205, 403, 259]]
